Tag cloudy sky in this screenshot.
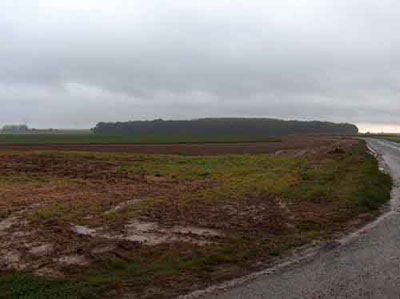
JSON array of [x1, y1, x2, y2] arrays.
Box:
[[1, 0, 400, 132]]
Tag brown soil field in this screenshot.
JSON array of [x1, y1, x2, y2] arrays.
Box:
[[0, 137, 392, 299], [0, 135, 345, 155]]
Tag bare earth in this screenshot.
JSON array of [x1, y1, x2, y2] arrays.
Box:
[[0, 136, 343, 155], [0, 136, 384, 298], [203, 138, 400, 299]]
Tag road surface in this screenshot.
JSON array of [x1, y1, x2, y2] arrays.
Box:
[[206, 138, 400, 299]]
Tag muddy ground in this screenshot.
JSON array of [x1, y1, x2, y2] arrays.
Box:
[[0, 136, 391, 299]]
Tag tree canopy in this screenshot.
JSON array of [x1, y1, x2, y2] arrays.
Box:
[[93, 118, 358, 137]]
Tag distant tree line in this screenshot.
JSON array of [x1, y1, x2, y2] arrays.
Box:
[[92, 118, 358, 136], [1, 124, 30, 133]]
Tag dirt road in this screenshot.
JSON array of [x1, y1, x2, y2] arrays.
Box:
[[204, 138, 400, 299]]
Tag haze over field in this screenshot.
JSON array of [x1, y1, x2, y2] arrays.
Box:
[[1, 0, 400, 132]]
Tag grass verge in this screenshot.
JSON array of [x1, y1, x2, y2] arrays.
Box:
[[0, 272, 103, 299]]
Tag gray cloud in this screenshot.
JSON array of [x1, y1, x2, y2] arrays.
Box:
[[1, 0, 400, 131]]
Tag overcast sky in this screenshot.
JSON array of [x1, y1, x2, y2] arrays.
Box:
[[2, 0, 400, 132]]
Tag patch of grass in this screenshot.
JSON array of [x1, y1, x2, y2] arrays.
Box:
[[28, 204, 71, 223], [28, 201, 106, 226], [84, 245, 249, 287], [137, 154, 296, 177], [81, 233, 311, 296], [352, 152, 392, 211], [0, 272, 103, 299]]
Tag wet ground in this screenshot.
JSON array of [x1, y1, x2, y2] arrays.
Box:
[[202, 138, 400, 299], [0, 137, 387, 298]]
